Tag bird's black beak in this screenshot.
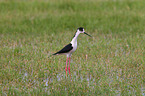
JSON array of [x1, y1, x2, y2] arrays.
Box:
[[84, 32, 92, 37]]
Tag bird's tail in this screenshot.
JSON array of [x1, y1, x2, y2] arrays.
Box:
[[52, 52, 58, 55], [48, 52, 58, 58], [52, 53, 57, 55]]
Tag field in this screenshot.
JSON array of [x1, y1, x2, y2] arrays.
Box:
[[0, 0, 145, 95]]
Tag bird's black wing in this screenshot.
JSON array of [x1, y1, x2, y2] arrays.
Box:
[[53, 43, 73, 55]]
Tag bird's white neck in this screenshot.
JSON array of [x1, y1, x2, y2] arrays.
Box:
[[70, 31, 80, 44]]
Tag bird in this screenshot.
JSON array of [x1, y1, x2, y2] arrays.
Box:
[[53, 27, 91, 77]]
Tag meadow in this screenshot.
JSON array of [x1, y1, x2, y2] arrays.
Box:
[[0, 0, 145, 95]]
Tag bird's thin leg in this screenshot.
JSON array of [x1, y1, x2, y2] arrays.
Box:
[[65, 58, 68, 77], [68, 57, 71, 76]]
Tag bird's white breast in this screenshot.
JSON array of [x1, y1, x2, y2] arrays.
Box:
[[71, 42, 77, 53], [69, 31, 80, 54]]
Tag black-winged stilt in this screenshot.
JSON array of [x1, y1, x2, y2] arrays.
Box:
[[53, 27, 91, 77]]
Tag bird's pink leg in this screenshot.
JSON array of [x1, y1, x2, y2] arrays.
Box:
[[65, 58, 68, 77], [68, 57, 71, 77]]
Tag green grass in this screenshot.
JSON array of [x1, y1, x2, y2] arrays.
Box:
[[0, 0, 145, 95]]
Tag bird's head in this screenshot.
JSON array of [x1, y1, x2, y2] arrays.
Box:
[[77, 27, 92, 37]]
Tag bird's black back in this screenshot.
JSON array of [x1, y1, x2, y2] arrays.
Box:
[[53, 43, 73, 55]]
